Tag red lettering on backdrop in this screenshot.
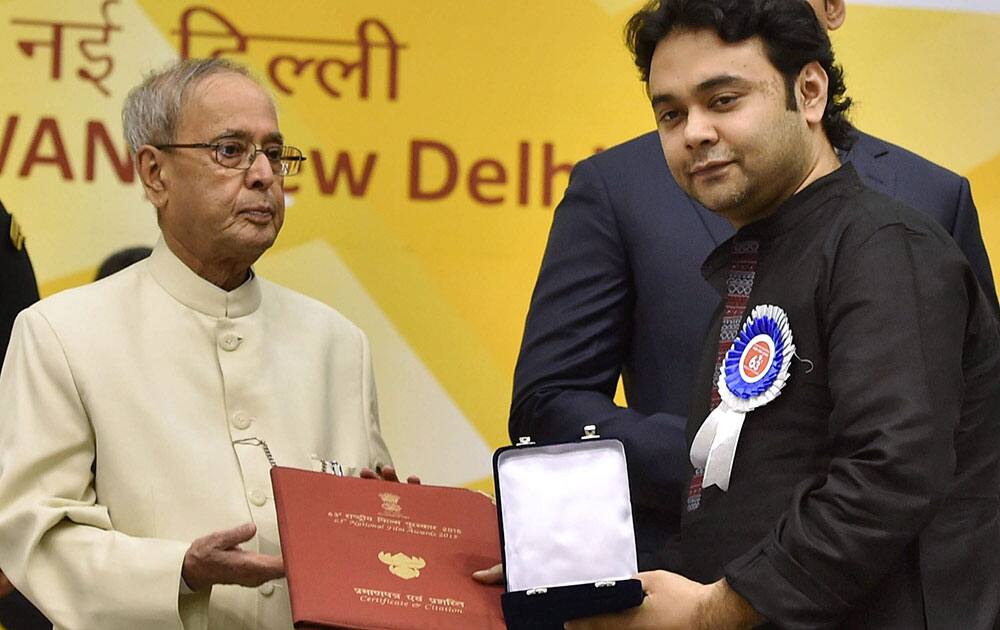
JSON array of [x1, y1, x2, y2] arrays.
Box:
[[85, 121, 134, 182], [467, 159, 506, 205], [175, 6, 247, 59], [175, 7, 405, 101], [20, 117, 73, 180], [0, 116, 19, 174], [409, 140, 458, 201], [1, 116, 135, 184], [517, 141, 530, 206], [310, 149, 378, 197], [11, 0, 121, 96], [406, 140, 601, 207]]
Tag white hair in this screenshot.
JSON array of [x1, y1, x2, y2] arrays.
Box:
[[121, 58, 266, 155]]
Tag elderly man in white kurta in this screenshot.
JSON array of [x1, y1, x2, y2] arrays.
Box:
[[0, 59, 394, 629]]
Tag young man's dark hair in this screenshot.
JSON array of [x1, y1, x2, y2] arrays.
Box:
[[625, 0, 854, 151]]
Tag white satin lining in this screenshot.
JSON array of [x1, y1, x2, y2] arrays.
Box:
[[497, 441, 638, 592]]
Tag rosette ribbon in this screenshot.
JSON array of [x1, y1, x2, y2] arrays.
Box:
[[690, 304, 795, 492]]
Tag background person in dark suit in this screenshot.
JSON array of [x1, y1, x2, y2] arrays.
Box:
[[0, 200, 39, 362], [508, 0, 998, 572], [0, 198, 50, 630]]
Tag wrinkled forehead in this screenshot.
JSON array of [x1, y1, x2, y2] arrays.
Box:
[[179, 71, 280, 140]]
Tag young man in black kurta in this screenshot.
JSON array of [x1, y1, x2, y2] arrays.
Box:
[[567, 1, 1000, 629], [686, 163, 1000, 629]]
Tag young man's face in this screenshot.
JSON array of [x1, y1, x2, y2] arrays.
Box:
[[648, 29, 813, 228]]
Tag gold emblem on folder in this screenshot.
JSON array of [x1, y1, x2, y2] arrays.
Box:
[[9, 215, 25, 251], [378, 552, 426, 580], [379, 492, 402, 515]]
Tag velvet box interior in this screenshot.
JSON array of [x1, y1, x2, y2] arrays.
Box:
[[493, 433, 645, 628]]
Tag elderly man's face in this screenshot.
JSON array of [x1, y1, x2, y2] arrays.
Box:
[[649, 29, 813, 228], [157, 72, 285, 270]]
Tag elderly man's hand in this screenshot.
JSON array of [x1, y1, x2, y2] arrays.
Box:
[[182, 522, 285, 592], [360, 465, 421, 485], [472, 563, 504, 585]]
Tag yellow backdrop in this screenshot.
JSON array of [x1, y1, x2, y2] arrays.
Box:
[[0, 0, 997, 497]]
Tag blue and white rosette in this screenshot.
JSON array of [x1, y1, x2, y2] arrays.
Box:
[[690, 304, 795, 492]]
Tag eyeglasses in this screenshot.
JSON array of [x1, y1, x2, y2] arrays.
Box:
[[155, 140, 307, 176]]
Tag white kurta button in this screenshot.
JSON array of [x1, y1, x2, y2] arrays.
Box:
[[249, 490, 267, 506], [231, 412, 253, 430], [219, 333, 241, 351], [259, 582, 275, 596]]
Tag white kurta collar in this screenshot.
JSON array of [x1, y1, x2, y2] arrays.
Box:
[[147, 238, 262, 318]]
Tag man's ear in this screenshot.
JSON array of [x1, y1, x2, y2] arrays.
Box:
[[136, 146, 169, 209], [823, 0, 846, 31], [797, 61, 829, 127]]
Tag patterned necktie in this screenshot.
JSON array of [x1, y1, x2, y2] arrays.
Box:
[[687, 238, 760, 512]]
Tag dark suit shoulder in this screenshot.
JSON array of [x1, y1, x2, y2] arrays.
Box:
[[850, 129, 997, 314], [554, 131, 675, 232], [584, 131, 665, 180], [839, 175, 956, 235], [574, 132, 721, 229], [851, 130, 965, 194], [587, 131, 660, 163]]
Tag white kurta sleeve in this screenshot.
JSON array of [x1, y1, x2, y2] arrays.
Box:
[[0, 308, 206, 630], [360, 329, 393, 471]]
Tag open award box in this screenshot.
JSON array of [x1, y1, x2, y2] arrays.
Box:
[[493, 426, 645, 628]]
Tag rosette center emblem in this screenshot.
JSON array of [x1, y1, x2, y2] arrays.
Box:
[[739, 335, 774, 382]]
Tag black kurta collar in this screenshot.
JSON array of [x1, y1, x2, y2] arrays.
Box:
[[702, 163, 864, 279]]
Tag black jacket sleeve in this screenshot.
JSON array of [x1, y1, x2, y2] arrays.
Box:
[[726, 222, 985, 628], [0, 199, 40, 363], [509, 158, 688, 520]]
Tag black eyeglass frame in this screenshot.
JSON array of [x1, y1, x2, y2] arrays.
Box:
[[154, 142, 307, 176]]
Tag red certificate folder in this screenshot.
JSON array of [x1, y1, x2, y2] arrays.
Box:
[[270, 466, 505, 629]]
